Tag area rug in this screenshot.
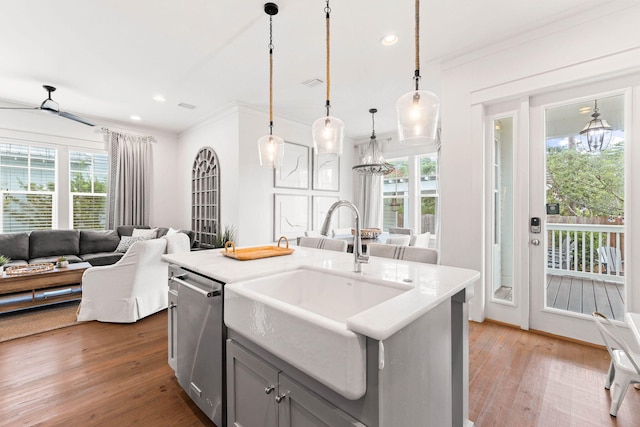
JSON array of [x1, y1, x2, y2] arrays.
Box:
[[0, 301, 80, 343]]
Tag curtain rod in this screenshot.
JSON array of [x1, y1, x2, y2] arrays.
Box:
[[99, 127, 157, 143]]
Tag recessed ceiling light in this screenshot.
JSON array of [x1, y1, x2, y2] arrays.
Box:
[[130, 115, 142, 121], [381, 34, 398, 46], [153, 95, 166, 103]]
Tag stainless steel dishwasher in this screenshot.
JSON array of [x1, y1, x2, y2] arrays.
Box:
[[168, 264, 225, 426]]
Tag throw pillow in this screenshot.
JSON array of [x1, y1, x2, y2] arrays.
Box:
[[132, 227, 158, 238], [115, 236, 150, 253], [166, 227, 180, 235]]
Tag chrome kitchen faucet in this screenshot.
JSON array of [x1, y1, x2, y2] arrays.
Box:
[[320, 200, 369, 272]]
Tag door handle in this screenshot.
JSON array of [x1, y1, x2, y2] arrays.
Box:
[[170, 276, 221, 298], [531, 239, 540, 246]]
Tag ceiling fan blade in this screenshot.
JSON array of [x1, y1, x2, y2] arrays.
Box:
[[2, 85, 95, 126], [59, 111, 95, 127], [0, 106, 40, 110]]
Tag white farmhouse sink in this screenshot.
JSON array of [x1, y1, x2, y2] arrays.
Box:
[[224, 267, 411, 400]]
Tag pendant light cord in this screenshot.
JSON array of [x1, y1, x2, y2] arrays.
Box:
[[414, 0, 421, 91], [371, 110, 376, 138], [269, 14, 274, 135], [325, 0, 331, 116]]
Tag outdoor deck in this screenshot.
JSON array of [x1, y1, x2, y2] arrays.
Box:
[[546, 273, 625, 320], [494, 274, 625, 321]]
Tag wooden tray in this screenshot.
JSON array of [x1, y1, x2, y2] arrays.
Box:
[[221, 236, 294, 261]]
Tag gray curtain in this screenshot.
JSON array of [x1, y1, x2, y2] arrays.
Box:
[[354, 142, 382, 229], [357, 174, 382, 229], [106, 132, 153, 228]]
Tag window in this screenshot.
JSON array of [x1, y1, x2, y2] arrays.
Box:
[[0, 143, 56, 232], [383, 158, 408, 230], [419, 154, 438, 235], [381, 153, 439, 238], [70, 151, 108, 230], [192, 147, 220, 248]]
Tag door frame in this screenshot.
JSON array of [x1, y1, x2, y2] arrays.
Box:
[[483, 79, 636, 344]]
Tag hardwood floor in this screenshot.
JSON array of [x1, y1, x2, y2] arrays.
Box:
[[2, 311, 639, 426], [470, 320, 640, 427], [0, 311, 214, 427]]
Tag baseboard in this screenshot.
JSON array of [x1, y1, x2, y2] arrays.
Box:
[[474, 318, 606, 350]]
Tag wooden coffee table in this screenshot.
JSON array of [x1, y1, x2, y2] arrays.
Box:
[[0, 262, 92, 314]]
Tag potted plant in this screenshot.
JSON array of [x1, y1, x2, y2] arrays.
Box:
[[57, 256, 69, 268], [0, 255, 10, 271], [213, 225, 237, 249]]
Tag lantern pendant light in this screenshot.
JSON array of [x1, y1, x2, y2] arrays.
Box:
[[312, 0, 344, 156], [352, 108, 395, 175], [258, 3, 285, 168], [579, 99, 613, 153], [396, 0, 440, 146]]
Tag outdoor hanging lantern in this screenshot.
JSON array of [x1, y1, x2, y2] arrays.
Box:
[[579, 99, 613, 153], [258, 3, 285, 168]]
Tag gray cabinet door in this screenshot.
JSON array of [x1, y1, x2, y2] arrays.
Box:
[[227, 340, 279, 427], [278, 374, 367, 427]]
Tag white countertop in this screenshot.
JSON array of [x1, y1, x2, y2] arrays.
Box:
[[162, 246, 480, 340]]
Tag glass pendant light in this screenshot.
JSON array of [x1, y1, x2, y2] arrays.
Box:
[[396, 0, 440, 146], [312, 0, 344, 156], [352, 108, 395, 175], [580, 99, 613, 153], [258, 3, 285, 168]]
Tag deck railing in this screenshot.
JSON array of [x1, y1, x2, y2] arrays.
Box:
[[547, 223, 624, 282]]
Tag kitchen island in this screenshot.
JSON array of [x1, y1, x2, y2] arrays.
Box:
[[162, 245, 479, 427]]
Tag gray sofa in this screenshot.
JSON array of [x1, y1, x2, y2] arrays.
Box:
[[0, 226, 195, 268]]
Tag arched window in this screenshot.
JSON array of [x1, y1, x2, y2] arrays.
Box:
[[192, 147, 220, 248]]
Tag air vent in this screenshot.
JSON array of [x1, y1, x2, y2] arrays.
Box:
[[178, 102, 197, 110], [301, 78, 324, 88]]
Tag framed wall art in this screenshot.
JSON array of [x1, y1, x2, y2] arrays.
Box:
[[312, 152, 340, 191], [273, 194, 309, 241], [274, 141, 309, 189]]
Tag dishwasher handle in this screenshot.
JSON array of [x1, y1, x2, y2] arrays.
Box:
[[170, 276, 221, 298]]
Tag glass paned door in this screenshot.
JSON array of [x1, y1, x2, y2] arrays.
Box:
[[530, 90, 627, 343], [543, 95, 625, 319]]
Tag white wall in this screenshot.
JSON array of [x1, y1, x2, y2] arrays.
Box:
[[176, 107, 241, 235], [439, 3, 640, 320], [178, 104, 355, 246], [0, 105, 181, 229]]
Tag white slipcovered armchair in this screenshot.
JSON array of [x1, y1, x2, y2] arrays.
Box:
[[77, 233, 190, 323]]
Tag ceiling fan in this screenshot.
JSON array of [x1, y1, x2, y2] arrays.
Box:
[[0, 85, 95, 126]]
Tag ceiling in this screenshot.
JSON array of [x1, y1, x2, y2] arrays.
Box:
[[0, 0, 613, 140]]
